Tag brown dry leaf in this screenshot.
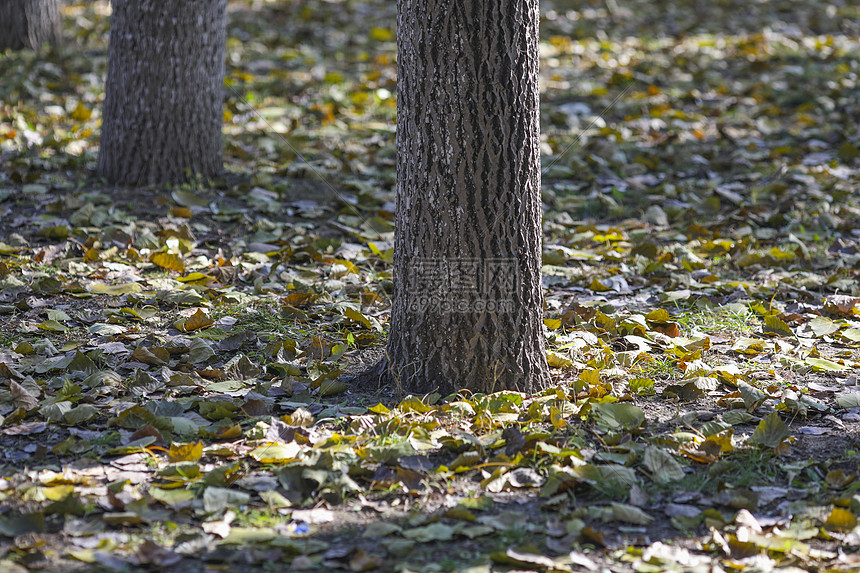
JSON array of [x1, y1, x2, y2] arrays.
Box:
[[131, 346, 170, 366], [823, 295, 860, 316], [178, 309, 215, 332], [349, 549, 383, 572], [9, 380, 39, 410]]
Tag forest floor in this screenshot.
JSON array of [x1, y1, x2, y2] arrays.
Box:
[[1, 0, 860, 571]]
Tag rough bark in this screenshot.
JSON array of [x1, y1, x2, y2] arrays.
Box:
[[0, 0, 61, 51], [383, 0, 550, 396], [97, 0, 227, 186]]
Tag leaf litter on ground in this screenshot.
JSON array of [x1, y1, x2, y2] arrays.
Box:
[[1, 0, 860, 571]]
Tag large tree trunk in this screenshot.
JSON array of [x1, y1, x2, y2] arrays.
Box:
[[384, 0, 550, 396], [0, 0, 61, 51], [97, 0, 227, 186]]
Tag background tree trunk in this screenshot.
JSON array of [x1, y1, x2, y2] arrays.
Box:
[[385, 0, 550, 396], [97, 0, 227, 186], [0, 0, 61, 51]]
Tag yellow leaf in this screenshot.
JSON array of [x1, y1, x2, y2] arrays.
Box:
[[331, 258, 358, 274], [168, 441, 204, 463], [67, 549, 97, 563], [645, 309, 673, 323], [344, 307, 372, 329], [546, 350, 572, 369], [368, 403, 390, 415], [589, 277, 610, 292], [543, 318, 562, 330], [151, 252, 185, 272], [825, 507, 857, 531], [732, 337, 765, 355], [70, 101, 92, 121], [177, 272, 215, 284], [579, 369, 601, 385], [550, 406, 568, 429], [86, 282, 143, 295], [38, 320, 69, 332], [805, 357, 848, 372], [170, 206, 193, 218], [42, 485, 75, 501], [369, 27, 393, 41], [249, 442, 302, 463], [398, 395, 433, 413]]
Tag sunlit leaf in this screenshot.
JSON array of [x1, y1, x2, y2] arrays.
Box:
[[151, 252, 185, 272], [86, 282, 143, 295], [176, 309, 215, 332], [38, 319, 69, 333], [168, 441, 204, 463], [249, 442, 302, 463], [805, 357, 848, 372], [809, 316, 839, 338], [824, 507, 857, 532]]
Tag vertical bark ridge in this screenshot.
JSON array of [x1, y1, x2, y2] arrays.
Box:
[[0, 0, 61, 51], [97, 0, 227, 186], [387, 0, 549, 396]]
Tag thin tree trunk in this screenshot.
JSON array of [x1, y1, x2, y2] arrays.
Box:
[[97, 0, 227, 186], [383, 0, 550, 396], [0, 0, 61, 51]]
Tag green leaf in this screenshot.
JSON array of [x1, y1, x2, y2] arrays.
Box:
[[188, 338, 215, 364], [402, 522, 457, 542], [172, 190, 211, 208], [319, 379, 348, 397], [748, 412, 791, 448], [88, 323, 125, 335], [591, 402, 645, 431], [642, 446, 685, 484], [40, 401, 72, 423], [0, 512, 45, 536], [610, 502, 655, 525], [738, 381, 767, 411], [149, 487, 195, 509], [836, 393, 860, 408], [220, 527, 276, 545], [763, 315, 793, 337], [629, 378, 656, 395], [38, 319, 69, 333], [260, 490, 293, 510], [203, 487, 250, 513], [722, 410, 755, 425], [63, 404, 98, 424]]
